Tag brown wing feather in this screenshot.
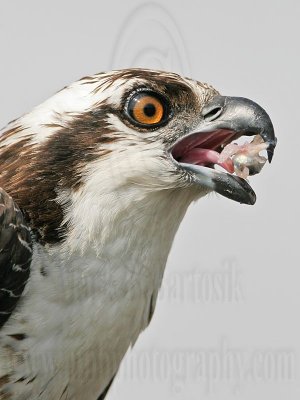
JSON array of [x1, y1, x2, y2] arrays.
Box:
[[0, 187, 32, 328]]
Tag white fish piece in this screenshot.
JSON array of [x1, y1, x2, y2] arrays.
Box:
[[219, 135, 268, 179]]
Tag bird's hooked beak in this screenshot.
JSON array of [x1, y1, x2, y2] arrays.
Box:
[[170, 95, 277, 205]]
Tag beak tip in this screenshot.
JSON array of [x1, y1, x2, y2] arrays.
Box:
[[267, 138, 277, 163], [268, 150, 274, 163]]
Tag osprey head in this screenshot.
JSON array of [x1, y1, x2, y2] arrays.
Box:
[[0, 69, 276, 247]]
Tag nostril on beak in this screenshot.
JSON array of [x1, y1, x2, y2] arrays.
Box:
[[202, 105, 223, 122]]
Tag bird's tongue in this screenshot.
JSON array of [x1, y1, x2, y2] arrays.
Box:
[[180, 148, 235, 173]]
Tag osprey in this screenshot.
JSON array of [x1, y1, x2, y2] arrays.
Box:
[[0, 69, 276, 399]]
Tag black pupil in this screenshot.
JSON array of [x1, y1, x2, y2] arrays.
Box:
[[143, 103, 156, 117]]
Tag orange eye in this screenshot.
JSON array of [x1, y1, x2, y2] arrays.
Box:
[[127, 91, 170, 127]]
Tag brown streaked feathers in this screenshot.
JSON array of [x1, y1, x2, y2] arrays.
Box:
[[0, 110, 116, 244]]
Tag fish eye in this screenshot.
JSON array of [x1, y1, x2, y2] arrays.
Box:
[[126, 90, 171, 128]]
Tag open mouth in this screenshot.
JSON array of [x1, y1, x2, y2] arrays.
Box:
[[168, 95, 277, 205], [170, 129, 264, 205], [171, 129, 240, 174], [171, 128, 269, 177]]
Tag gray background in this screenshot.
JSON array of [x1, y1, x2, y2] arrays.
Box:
[[0, 0, 299, 399]]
